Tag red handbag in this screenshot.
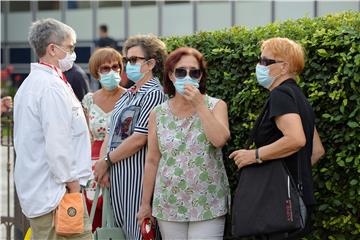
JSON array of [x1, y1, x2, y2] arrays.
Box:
[[141, 218, 156, 240]]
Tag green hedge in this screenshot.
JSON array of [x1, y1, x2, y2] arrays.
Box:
[[163, 11, 360, 239]]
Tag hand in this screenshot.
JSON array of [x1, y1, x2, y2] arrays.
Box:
[[1, 96, 12, 114], [183, 84, 204, 109], [66, 180, 80, 193], [136, 203, 153, 226], [99, 171, 110, 188], [94, 159, 108, 183], [229, 149, 256, 169]]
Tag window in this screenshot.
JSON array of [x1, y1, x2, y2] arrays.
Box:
[[99, 1, 122, 8], [130, 1, 156, 7], [164, 1, 190, 4], [38, 1, 60, 11], [67, 1, 91, 9], [9, 1, 30, 12]]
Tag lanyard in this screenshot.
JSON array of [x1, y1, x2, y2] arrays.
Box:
[[38, 61, 68, 84]]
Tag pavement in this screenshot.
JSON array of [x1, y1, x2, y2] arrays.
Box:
[[0, 145, 15, 240]]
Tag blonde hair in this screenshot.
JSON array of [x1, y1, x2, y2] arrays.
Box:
[[88, 47, 123, 80], [261, 37, 305, 75]]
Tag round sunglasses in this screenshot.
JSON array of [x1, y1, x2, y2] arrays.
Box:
[[99, 63, 121, 74]]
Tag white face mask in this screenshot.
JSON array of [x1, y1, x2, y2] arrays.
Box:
[[55, 45, 76, 72], [58, 51, 76, 72]]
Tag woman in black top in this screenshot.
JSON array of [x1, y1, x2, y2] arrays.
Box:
[[230, 37, 325, 238]]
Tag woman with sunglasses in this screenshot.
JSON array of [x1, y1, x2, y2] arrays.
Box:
[[94, 34, 167, 239], [137, 47, 231, 239], [230, 37, 325, 239], [82, 47, 126, 232]]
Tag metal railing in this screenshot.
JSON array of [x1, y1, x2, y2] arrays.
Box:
[[1, 112, 29, 240]]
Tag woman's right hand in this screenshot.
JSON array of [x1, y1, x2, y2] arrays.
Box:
[[136, 203, 153, 226]]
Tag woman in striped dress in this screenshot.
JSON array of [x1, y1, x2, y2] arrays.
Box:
[[94, 34, 167, 239]]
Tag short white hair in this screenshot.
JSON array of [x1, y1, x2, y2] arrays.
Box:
[[28, 18, 76, 58]]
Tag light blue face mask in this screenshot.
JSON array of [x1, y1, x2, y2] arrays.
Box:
[[255, 64, 274, 89], [126, 62, 145, 82], [174, 76, 200, 95], [99, 70, 121, 90]]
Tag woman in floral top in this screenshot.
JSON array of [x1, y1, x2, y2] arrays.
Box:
[[137, 47, 231, 239], [82, 47, 126, 231]]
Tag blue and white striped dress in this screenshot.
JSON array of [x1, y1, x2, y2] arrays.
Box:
[[108, 78, 166, 240]]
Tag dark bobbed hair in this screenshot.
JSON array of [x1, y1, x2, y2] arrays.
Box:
[[99, 24, 108, 33], [163, 47, 207, 96]]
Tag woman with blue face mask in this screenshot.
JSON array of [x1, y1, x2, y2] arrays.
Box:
[[82, 47, 126, 232], [94, 34, 167, 240], [137, 47, 231, 240], [230, 37, 325, 239]]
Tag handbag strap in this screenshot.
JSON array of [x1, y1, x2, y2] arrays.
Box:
[[102, 187, 117, 227], [89, 183, 101, 224], [284, 84, 305, 194]]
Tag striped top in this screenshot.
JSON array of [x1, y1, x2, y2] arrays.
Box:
[[107, 77, 166, 239], [108, 77, 167, 150]]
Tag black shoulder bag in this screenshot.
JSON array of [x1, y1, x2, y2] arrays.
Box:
[[231, 87, 307, 237]]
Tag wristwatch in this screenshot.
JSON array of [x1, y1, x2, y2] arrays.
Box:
[[104, 152, 113, 168], [255, 148, 263, 164]]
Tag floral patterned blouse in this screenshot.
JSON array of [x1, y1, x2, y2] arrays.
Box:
[[82, 93, 112, 141], [152, 95, 230, 222]]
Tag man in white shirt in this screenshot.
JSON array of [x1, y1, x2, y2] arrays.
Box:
[[14, 18, 92, 239]]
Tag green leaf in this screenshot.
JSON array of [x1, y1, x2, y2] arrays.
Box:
[[347, 122, 359, 128]]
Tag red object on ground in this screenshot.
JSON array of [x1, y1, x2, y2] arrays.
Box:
[[141, 218, 156, 240]]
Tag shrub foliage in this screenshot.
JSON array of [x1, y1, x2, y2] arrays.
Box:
[[163, 12, 360, 239]]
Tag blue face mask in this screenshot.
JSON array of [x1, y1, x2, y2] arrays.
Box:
[[99, 70, 121, 90], [174, 76, 200, 95], [255, 64, 274, 89], [126, 62, 145, 82]]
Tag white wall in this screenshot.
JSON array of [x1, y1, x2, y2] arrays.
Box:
[[98, 7, 125, 39], [129, 5, 158, 36], [318, 0, 359, 16], [163, 4, 193, 37], [198, 2, 231, 32], [1, 13, 4, 43], [66, 8, 93, 41], [275, 1, 314, 20], [235, 1, 272, 28], [37, 10, 61, 21], [7, 12, 32, 43]]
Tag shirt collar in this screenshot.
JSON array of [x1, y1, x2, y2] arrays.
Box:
[[128, 78, 160, 94]]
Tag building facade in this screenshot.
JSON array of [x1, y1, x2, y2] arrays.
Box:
[[1, 0, 359, 88]]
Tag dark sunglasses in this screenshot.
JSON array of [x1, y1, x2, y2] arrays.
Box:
[[174, 68, 202, 79], [123, 56, 146, 65], [99, 63, 121, 74], [259, 57, 283, 66]]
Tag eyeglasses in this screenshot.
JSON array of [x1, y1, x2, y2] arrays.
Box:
[[55, 44, 75, 54], [259, 57, 283, 66], [174, 68, 202, 79], [99, 63, 121, 74], [123, 56, 146, 65]]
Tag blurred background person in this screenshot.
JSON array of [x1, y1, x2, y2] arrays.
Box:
[[82, 47, 126, 232], [64, 63, 90, 102], [1, 96, 13, 115], [137, 47, 231, 239], [95, 24, 117, 49], [94, 34, 167, 239]]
